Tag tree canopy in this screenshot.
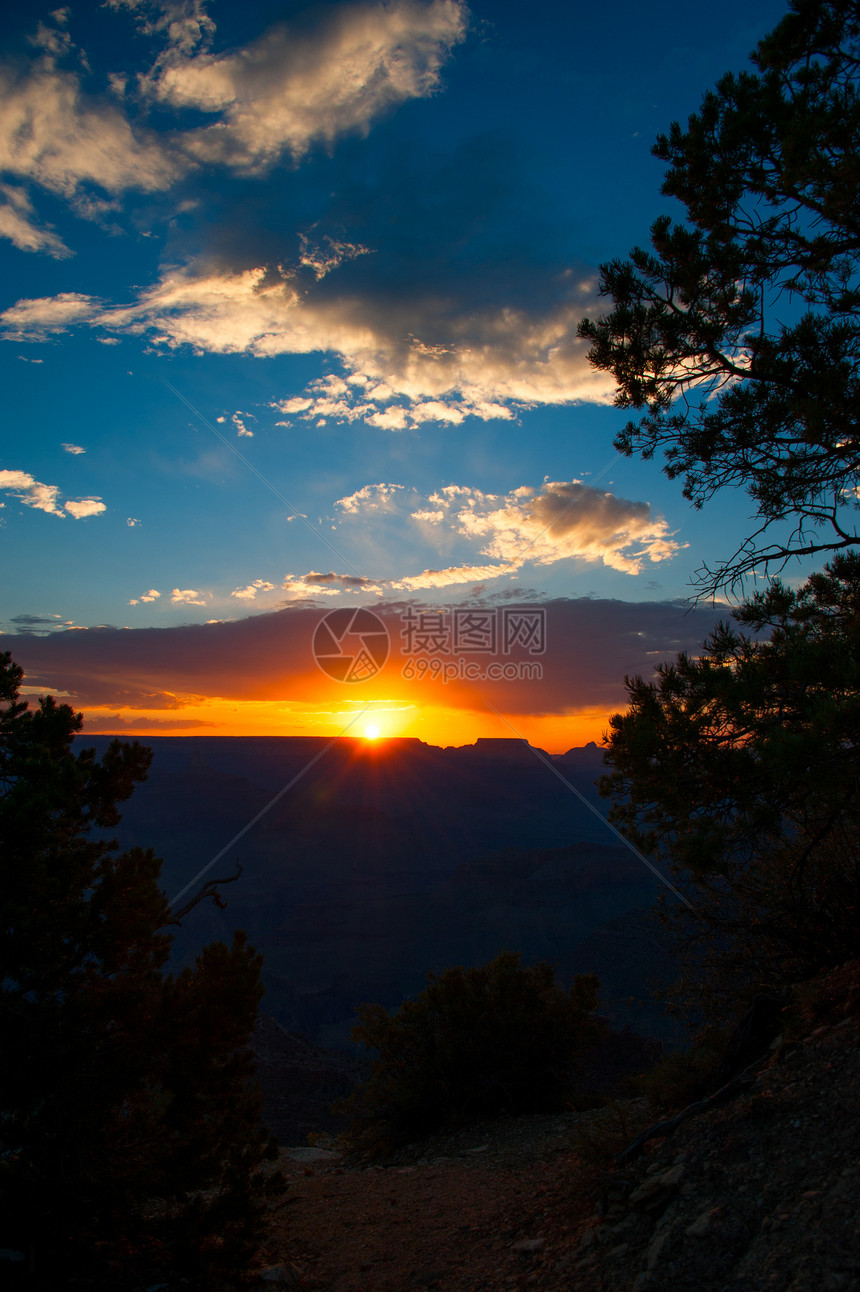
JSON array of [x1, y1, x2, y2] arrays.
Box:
[[600, 554, 860, 1010], [0, 653, 280, 1289], [578, 0, 860, 595]]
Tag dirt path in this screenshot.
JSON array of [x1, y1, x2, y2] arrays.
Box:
[[261, 1113, 612, 1291]]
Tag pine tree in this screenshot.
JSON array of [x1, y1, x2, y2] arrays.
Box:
[[579, 0, 860, 595], [0, 653, 281, 1289]]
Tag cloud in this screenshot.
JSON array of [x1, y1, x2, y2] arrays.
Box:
[[231, 410, 253, 437], [0, 184, 70, 257], [0, 595, 725, 716], [63, 497, 106, 519], [303, 571, 381, 590], [128, 588, 161, 604], [410, 480, 683, 577], [81, 711, 214, 732], [299, 233, 371, 280], [1, 167, 610, 414], [6, 613, 76, 634], [170, 587, 208, 605], [281, 570, 383, 596], [87, 261, 608, 424], [106, 0, 216, 60], [0, 55, 180, 207], [335, 478, 683, 584], [230, 579, 275, 600], [0, 292, 100, 340], [61, 443, 86, 454], [28, 13, 75, 60], [336, 482, 410, 514], [390, 562, 510, 590], [0, 470, 61, 514], [148, 0, 468, 170], [0, 468, 104, 519], [127, 516, 141, 526], [0, 2, 465, 256]]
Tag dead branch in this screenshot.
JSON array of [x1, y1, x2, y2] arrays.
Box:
[[159, 860, 244, 928]]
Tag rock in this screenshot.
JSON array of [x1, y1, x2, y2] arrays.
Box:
[[511, 1238, 545, 1254], [686, 1207, 718, 1237], [283, 1146, 341, 1163], [256, 1263, 303, 1286], [645, 1230, 668, 1271], [629, 1161, 685, 1209]]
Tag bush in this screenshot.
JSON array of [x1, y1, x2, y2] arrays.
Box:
[[344, 952, 602, 1150]]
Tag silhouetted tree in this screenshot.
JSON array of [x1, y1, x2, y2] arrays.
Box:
[[600, 555, 860, 1016], [578, 0, 860, 595], [345, 952, 602, 1150], [0, 653, 281, 1289]]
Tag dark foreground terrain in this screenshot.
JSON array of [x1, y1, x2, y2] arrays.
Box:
[[258, 960, 860, 1291]]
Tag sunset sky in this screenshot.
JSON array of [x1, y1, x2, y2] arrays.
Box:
[[1, 0, 789, 749]]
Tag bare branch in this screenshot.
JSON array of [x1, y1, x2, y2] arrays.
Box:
[[159, 860, 244, 927]]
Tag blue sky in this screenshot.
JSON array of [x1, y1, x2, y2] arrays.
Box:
[[0, 0, 791, 744]]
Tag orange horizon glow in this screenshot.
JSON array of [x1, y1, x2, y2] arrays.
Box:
[[77, 696, 614, 753]]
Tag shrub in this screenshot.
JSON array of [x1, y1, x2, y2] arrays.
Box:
[[344, 952, 602, 1150]]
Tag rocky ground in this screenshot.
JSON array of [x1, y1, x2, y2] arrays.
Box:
[[256, 961, 860, 1291]]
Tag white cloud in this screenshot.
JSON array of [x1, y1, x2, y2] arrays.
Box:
[[336, 482, 409, 513], [0, 469, 62, 515], [389, 562, 509, 590], [127, 516, 141, 526], [149, 0, 467, 170], [170, 587, 209, 604], [231, 410, 253, 437], [129, 587, 161, 604], [419, 480, 684, 576], [0, 184, 70, 257], [64, 497, 105, 518], [0, 1, 466, 255], [49, 259, 612, 423], [334, 477, 683, 581], [62, 442, 86, 454], [230, 579, 275, 600], [0, 468, 106, 519], [0, 57, 180, 207], [0, 291, 99, 339], [299, 233, 371, 280]]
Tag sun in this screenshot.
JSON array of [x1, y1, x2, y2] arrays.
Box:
[[364, 723, 381, 740]]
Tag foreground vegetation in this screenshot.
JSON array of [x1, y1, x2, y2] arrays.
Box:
[[0, 653, 282, 1289], [343, 953, 603, 1151]]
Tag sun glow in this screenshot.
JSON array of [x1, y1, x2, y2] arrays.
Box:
[[364, 723, 381, 740]]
